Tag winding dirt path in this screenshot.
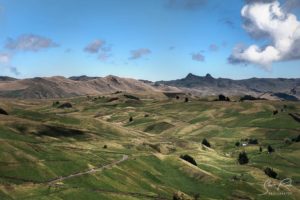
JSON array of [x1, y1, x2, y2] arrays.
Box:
[[47, 154, 128, 185]]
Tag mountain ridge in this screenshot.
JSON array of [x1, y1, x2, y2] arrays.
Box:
[[0, 73, 299, 100]]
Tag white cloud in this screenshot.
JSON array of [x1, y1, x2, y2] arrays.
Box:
[[129, 48, 151, 59], [229, 0, 300, 68], [0, 53, 20, 75], [0, 53, 10, 64], [5, 34, 59, 52], [191, 52, 205, 62], [84, 39, 106, 54]]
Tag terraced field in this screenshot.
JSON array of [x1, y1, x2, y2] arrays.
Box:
[[0, 94, 299, 200]]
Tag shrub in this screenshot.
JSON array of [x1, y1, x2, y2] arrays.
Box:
[[52, 101, 60, 107], [259, 146, 262, 152], [185, 97, 189, 102], [218, 94, 226, 101], [284, 138, 292, 145], [0, 108, 8, 115], [180, 154, 197, 166], [57, 102, 72, 109], [273, 110, 278, 115], [248, 138, 258, 144], [129, 116, 133, 122], [267, 145, 275, 153], [103, 145, 107, 149], [124, 94, 140, 100], [235, 141, 240, 147], [144, 114, 149, 117], [107, 97, 119, 102], [202, 138, 211, 148], [292, 134, 300, 142], [264, 167, 277, 179], [176, 96, 180, 100], [238, 151, 249, 165]]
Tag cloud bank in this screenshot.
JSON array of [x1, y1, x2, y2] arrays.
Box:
[[229, 0, 300, 68]]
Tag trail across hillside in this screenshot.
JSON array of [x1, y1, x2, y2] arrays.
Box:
[[47, 154, 128, 185]]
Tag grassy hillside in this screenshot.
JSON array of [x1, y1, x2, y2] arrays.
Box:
[[0, 95, 299, 199]]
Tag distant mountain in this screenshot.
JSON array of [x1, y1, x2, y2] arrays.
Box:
[[0, 75, 177, 99], [0, 74, 299, 100], [156, 73, 300, 100], [0, 76, 18, 81]]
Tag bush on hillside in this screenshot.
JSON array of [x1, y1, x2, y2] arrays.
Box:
[[0, 108, 8, 115], [124, 94, 140, 100], [202, 138, 211, 148], [129, 116, 133, 122], [180, 154, 197, 166], [218, 94, 230, 101], [284, 138, 292, 145], [52, 101, 60, 107], [273, 110, 278, 115], [58, 102, 72, 109], [264, 167, 277, 179], [235, 141, 240, 147], [267, 145, 275, 153], [292, 134, 300, 142], [238, 151, 249, 165], [248, 138, 258, 144], [107, 97, 119, 102]]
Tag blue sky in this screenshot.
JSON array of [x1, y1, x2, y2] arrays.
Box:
[[0, 0, 299, 81]]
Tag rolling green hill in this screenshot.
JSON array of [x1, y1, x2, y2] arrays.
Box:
[[0, 95, 299, 200]]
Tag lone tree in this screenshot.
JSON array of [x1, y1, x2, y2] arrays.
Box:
[[259, 146, 263, 152], [235, 141, 240, 147], [180, 154, 197, 166], [238, 151, 249, 165], [202, 138, 211, 148], [264, 167, 278, 179], [129, 116, 133, 122], [267, 145, 275, 153]]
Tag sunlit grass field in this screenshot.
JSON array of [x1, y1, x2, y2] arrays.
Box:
[[0, 95, 299, 199]]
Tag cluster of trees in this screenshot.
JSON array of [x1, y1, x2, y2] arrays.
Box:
[[218, 94, 230, 101]]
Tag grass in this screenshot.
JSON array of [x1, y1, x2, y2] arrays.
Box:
[[0, 97, 299, 199]]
